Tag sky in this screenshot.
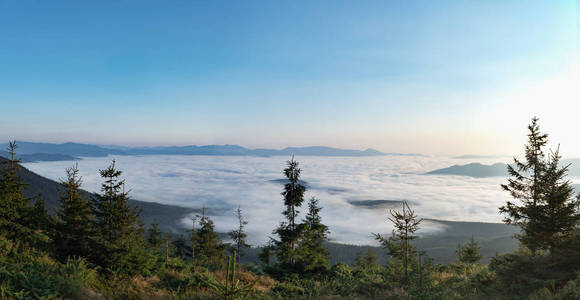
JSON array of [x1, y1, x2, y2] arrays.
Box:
[[1, 1, 579, 156]]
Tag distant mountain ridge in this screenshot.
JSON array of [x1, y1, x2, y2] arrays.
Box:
[[426, 159, 580, 178], [426, 162, 508, 178], [1, 141, 422, 159]]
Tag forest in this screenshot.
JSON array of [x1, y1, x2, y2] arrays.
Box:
[[2, 118, 580, 299]]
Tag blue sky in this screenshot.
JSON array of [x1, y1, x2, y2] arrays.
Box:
[[0, 1, 578, 155]]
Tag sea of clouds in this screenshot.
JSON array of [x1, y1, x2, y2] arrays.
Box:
[[23, 155, 514, 245]]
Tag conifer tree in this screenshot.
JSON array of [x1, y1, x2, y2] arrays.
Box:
[[171, 233, 187, 259], [355, 249, 380, 269], [296, 197, 330, 275], [0, 141, 28, 224], [189, 215, 199, 264], [456, 237, 482, 266], [147, 221, 162, 251], [194, 208, 225, 265], [27, 195, 51, 231], [228, 205, 250, 262], [375, 201, 422, 280], [500, 117, 549, 253], [90, 160, 147, 273], [273, 157, 306, 268], [500, 118, 580, 254], [533, 147, 580, 255], [53, 164, 93, 260]]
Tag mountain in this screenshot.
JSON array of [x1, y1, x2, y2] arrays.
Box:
[[0, 141, 124, 157], [2, 141, 406, 158], [0, 156, 194, 233], [427, 158, 580, 178], [453, 154, 508, 159], [425, 162, 508, 177], [0, 151, 78, 163]]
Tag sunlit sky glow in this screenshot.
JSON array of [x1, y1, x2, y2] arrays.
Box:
[[1, 1, 579, 156]]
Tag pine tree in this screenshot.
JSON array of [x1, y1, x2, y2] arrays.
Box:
[[90, 160, 147, 273], [296, 197, 330, 275], [500, 117, 580, 254], [53, 164, 93, 260], [375, 201, 422, 280], [228, 205, 250, 262], [273, 157, 306, 268], [456, 237, 483, 266]]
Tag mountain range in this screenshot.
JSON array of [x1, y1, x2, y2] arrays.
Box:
[[426, 159, 580, 178], [0, 141, 423, 161]]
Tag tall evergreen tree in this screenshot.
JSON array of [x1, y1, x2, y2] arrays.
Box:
[[533, 147, 580, 255], [296, 197, 330, 275], [456, 237, 483, 266], [147, 221, 162, 252], [0, 141, 28, 224], [27, 194, 52, 231], [194, 208, 225, 265], [54, 164, 93, 260], [375, 201, 422, 280], [228, 205, 250, 262], [273, 157, 306, 268], [90, 160, 148, 273], [500, 118, 580, 254], [189, 215, 199, 264]]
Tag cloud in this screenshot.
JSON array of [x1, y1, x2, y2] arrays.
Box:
[[23, 155, 516, 245]]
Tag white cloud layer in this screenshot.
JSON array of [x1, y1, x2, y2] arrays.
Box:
[[23, 155, 517, 245]]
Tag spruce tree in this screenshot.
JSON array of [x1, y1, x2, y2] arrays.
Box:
[[0, 141, 28, 224], [296, 197, 330, 275], [533, 147, 580, 255], [90, 160, 147, 273], [194, 208, 225, 265], [228, 205, 250, 262], [456, 237, 482, 266], [147, 221, 162, 251], [27, 195, 52, 231], [53, 164, 93, 260], [273, 157, 306, 268], [500, 117, 580, 254], [375, 201, 422, 280]]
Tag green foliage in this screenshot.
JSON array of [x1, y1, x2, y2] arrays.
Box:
[[0, 141, 28, 225], [272, 157, 306, 269], [205, 252, 258, 300], [500, 117, 580, 255], [147, 221, 163, 251], [90, 160, 154, 275], [53, 163, 93, 261], [0, 236, 98, 300], [456, 237, 483, 266], [228, 206, 250, 262], [295, 197, 330, 276], [195, 209, 226, 267], [375, 201, 423, 282]]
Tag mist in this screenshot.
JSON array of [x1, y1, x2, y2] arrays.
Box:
[[23, 155, 515, 245]]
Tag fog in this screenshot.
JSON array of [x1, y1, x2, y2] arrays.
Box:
[[23, 155, 513, 245]]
